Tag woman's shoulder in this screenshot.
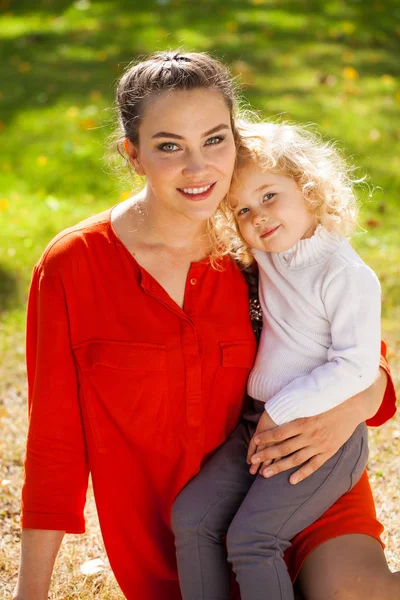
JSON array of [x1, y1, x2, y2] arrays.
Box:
[[36, 207, 114, 274]]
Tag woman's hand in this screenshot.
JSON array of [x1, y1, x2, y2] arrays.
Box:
[[248, 368, 388, 485], [246, 410, 277, 475]]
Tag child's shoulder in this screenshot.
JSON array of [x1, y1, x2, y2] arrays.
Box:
[[324, 238, 380, 289]]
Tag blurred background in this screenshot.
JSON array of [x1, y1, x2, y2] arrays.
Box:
[[1, 0, 399, 597]]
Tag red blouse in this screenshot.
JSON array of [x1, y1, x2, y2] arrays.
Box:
[[21, 209, 396, 599]]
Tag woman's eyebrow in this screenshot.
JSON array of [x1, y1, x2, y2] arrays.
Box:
[[152, 131, 184, 139], [152, 123, 230, 140], [203, 123, 230, 137]]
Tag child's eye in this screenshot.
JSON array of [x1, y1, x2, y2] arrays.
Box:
[[263, 192, 276, 202], [158, 142, 180, 152], [205, 135, 225, 146], [237, 207, 249, 217]]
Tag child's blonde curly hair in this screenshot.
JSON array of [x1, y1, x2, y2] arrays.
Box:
[[220, 120, 361, 266]]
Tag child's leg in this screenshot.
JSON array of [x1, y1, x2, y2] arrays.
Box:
[[171, 420, 255, 600], [226, 423, 368, 600]]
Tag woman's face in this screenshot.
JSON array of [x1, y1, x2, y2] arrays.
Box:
[[127, 88, 236, 223]]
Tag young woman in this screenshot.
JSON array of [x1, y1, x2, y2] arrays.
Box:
[[14, 51, 397, 600]]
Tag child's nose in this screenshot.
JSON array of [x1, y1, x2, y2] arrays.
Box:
[[253, 209, 267, 227]]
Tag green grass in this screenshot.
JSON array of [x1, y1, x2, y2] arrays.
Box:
[[1, 0, 399, 354]]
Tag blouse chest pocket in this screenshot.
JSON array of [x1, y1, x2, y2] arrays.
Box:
[[74, 340, 170, 454], [208, 340, 257, 448], [219, 341, 256, 369]]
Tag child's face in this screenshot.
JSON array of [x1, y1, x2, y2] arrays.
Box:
[[231, 165, 318, 252]]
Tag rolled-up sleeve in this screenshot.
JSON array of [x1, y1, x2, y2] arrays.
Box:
[[21, 264, 89, 533], [366, 340, 397, 427]]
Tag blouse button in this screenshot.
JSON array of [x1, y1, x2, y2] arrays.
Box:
[[190, 278, 197, 286]]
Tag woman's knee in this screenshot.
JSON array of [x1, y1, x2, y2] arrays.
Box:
[[317, 573, 400, 600], [298, 534, 400, 600], [170, 488, 200, 539]]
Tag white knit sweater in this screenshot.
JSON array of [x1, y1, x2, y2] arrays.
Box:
[[247, 225, 381, 425]]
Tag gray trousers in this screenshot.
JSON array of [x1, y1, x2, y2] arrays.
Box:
[[171, 413, 368, 600]]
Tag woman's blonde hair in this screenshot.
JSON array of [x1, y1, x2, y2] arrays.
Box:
[[221, 120, 361, 266]]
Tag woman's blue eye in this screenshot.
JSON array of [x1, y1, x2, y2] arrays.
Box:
[[206, 136, 224, 145], [158, 142, 179, 152]]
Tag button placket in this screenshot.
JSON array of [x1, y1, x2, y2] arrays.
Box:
[[181, 320, 202, 428]]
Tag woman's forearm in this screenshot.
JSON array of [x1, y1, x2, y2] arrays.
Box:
[[13, 529, 65, 600], [347, 367, 388, 424], [248, 367, 389, 483]]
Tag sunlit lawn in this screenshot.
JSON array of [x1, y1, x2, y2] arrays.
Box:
[[1, 0, 399, 597]]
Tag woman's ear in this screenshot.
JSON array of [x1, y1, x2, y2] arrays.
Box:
[[124, 138, 145, 176]]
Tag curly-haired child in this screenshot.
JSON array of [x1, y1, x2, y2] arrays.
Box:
[[171, 121, 382, 600]]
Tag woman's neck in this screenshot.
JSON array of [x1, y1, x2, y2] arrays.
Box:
[[127, 190, 211, 252]]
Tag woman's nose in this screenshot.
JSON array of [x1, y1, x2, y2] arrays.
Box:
[[182, 151, 207, 176]]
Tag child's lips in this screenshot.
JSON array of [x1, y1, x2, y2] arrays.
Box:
[[260, 225, 281, 238]]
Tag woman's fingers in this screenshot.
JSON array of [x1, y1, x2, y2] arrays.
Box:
[[246, 437, 258, 464], [288, 454, 330, 485], [253, 418, 307, 447], [259, 447, 314, 478], [249, 444, 269, 474], [259, 451, 332, 484], [250, 436, 307, 465], [260, 458, 273, 473]]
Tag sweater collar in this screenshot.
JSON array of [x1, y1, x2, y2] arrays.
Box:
[[255, 225, 344, 270]]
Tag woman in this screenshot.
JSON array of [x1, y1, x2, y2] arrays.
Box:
[[14, 51, 398, 600]]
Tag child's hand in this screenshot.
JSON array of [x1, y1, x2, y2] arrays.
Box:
[[247, 410, 278, 476]]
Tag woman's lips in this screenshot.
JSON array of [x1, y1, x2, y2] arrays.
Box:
[[260, 225, 281, 238], [177, 182, 216, 201]]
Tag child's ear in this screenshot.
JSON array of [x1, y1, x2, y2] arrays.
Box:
[[124, 138, 145, 176]]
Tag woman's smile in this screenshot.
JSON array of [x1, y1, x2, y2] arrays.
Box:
[[177, 182, 217, 201]]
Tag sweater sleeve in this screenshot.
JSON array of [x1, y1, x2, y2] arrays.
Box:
[[21, 264, 89, 533], [265, 263, 381, 425]]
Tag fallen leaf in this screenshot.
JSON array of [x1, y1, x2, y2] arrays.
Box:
[[45, 196, 60, 211], [381, 74, 394, 85], [341, 21, 356, 34], [343, 66, 359, 80], [79, 118, 97, 130], [226, 21, 238, 33], [67, 106, 79, 118], [318, 73, 337, 86], [89, 90, 102, 101], [366, 218, 381, 228], [369, 129, 381, 141], [18, 62, 31, 73], [342, 51, 354, 63], [97, 50, 108, 62], [80, 558, 105, 575]]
